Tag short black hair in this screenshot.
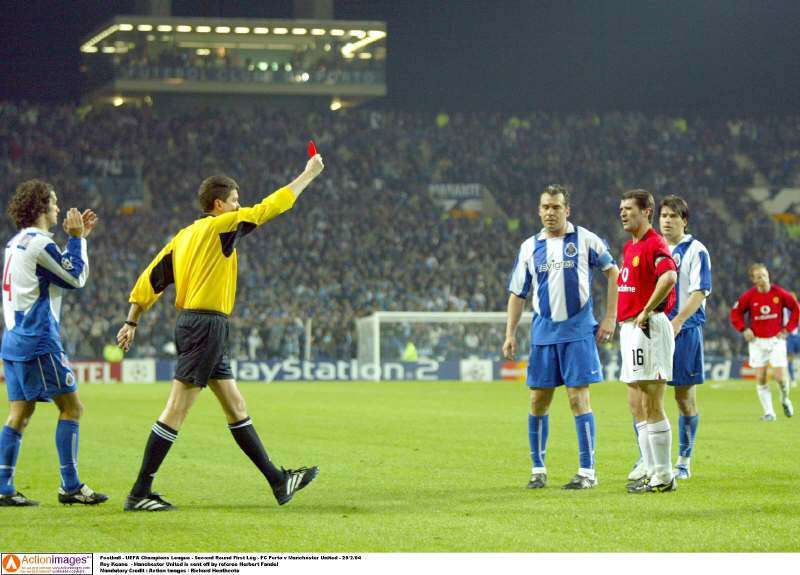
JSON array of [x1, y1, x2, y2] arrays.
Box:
[[660, 195, 689, 225], [622, 189, 655, 222], [198, 175, 239, 213]]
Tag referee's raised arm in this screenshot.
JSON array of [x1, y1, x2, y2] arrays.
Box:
[[212, 154, 325, 233]]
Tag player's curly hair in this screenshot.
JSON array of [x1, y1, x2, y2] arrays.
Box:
[[7, 179, 53, 230], [540, 184, 570, 206], [198, 175, 239, 213]]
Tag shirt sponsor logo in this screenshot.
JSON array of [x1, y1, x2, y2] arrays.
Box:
[[618, 285, 637, 293], [537, 260, 575, 273], [755, 313, 778, 321]]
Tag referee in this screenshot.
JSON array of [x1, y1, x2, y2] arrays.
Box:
[[117, 154, 324, 511]]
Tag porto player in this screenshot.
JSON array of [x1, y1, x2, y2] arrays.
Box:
[[730, 263, 797, 420], [617, 190, 678, 493]]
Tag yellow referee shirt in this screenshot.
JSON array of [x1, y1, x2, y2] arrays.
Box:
[[129, 186, 296, 316]]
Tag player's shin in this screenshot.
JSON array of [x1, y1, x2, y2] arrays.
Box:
[[131, 421, 178, 497], [55, 420, 81, 491], [574, 412, 596, 478], [228, 417, 283, 486], [647, 419, 673, 484], [636, 421, 653, 477], [0, 426, 22, 495], [756, 384, 775, 418], [528, 414, 548, 473]]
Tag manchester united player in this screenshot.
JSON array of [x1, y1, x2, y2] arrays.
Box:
[[730, 263, 798, 420], [617, 190, 678, 493]]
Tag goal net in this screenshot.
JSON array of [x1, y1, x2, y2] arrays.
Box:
[[355, 311, 535, 367]]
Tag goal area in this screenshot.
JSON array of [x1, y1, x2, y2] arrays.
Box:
[[355, 311, 535, 367]]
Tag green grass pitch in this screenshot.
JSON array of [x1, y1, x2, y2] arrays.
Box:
[[2, 379, 798, 552]]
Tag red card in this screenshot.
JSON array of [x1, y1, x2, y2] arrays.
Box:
[[308, 140, 317, 157]]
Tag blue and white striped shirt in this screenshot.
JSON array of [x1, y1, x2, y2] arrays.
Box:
[[667, 234, 711, 329], [508, 222, 615, 345]]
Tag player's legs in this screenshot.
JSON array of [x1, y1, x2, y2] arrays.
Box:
[[627, 384, 650, 479], [639, 380, 673, 486], [51, 391, 83, 492], [209, 378, 284, 487], [674, 385, 698, 477], [767, 340, 793, 417], [565, 386, 596, 484], [528, 388, 554, 484], [525, 343, 559, 487], [0, 401, 36, 497], [753, 366, 775, 420], [128, 379, 202, 501], [771, 366, 793, 417]]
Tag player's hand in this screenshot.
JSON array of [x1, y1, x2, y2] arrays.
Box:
[[671, 317, 684, 337], [778, 329, 789, 340], [502, 337, 516, 360], [305, 154, 324, 178], [596, 315, 616, 344], [743, 328, 755, 342], [635, 310, 650, 332], [81, 209, 98, 238], [117, 323, 136, 352], [63, 208, 84, 237]]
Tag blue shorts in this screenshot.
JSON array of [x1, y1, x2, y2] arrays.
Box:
[[668, 326, 704, 386], [526, 336, 603, 388], [3, 353, 77, 402], [787, 334, 800, 355]]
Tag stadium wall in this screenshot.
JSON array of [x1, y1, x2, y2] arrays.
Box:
[[64, 356, 774, 383]]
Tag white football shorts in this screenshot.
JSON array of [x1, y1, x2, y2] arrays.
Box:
[[748, 336, 788, 368], [620, 312, 675, 383]]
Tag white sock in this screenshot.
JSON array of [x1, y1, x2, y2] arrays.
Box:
[[578, 468, 596, 480], [636, 422, 653, 476], [757, 385, 775, 416], [677, 455, 690, 467], [647, 418, 672, 484]]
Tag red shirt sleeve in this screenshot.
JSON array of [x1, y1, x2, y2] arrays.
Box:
[[651, 234, 676, 276], [730, 290, 750, 332], [781, 288, 800, 332]]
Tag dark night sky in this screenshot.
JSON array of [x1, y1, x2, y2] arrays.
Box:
[[1, 0, 799, 112]]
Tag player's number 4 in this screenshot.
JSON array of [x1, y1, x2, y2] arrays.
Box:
[[3, 254, 12, 301]]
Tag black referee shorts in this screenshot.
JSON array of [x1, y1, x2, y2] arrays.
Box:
[[174, 310, 234, 388]]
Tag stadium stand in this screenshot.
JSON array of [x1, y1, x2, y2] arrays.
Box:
[[2, 102, 798, 360]]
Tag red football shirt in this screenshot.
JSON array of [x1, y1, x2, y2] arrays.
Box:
[[617, 227, 677, 321], [730, 284, 799, 338]]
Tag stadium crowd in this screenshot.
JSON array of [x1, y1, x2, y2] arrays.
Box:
[[1, 102, 799, 361]]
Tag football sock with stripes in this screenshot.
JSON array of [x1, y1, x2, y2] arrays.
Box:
[[635, 421, 653, 476], [0, 426, 22, 496], [55, 419, 81, 492], [757, 384, 775, 417], [647, 418, 672, 484], [131, 421, 177, 497], [574, 412, 596, 479], [677, 414, 699, 466], [528, 414, 548, 473], [228, 417, 283, 487]]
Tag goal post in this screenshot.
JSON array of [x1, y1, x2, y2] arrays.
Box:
[[355, 311, 535, 371]]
